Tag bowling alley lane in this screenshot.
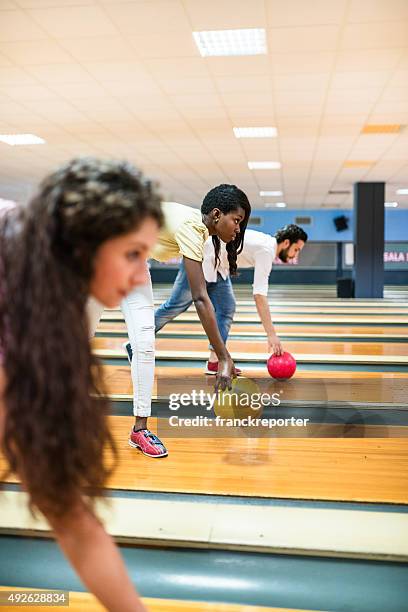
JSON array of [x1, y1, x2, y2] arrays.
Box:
[[92, 335, 408, 357]]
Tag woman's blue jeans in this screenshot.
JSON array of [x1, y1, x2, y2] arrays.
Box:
[[155, 261, 236, 348]]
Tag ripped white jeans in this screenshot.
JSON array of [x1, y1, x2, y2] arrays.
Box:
[[87, 272, 155, 418]]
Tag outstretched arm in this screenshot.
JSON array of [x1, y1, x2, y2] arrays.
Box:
[[0, 372, 145, 612], [46, 502, 147, 612], [253, 294, 283, 356], [183, 256, 234, 390]]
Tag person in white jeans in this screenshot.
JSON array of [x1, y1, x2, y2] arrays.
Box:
[[88, 272, 154, 419], [89, 186, 252, 459]]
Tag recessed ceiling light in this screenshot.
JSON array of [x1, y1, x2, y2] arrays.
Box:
[[233, 127, 277, 138], [361, 124, 402, 134], [260, 190, 283, 197], [248, 161, 281, 170], [385, 201, 398, 208], [0, 133, 45, 146], [193, 28, 267, 57], [396, 188, 408, 195], [275, 202, 287, 208], [343, 160, 374, 168]]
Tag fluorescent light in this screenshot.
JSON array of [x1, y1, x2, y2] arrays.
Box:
[[248, 161, 281, 170], [193, 28, 267, 57], [260, 190, 283, 197], [0, 133, 45, 146], [275, 202, 287, 208], [385, 201, 398, 207], [396, 188, 408, 195], [233, 127, 277, 138]]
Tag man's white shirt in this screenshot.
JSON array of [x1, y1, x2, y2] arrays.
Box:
[[202, 229, 277, 296]]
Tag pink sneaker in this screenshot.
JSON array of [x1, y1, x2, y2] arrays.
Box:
[[205, 361, 242, 376], [129, 428, 168, 458]]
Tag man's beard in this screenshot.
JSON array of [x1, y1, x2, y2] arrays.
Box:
[[278, 247, 289, 262]]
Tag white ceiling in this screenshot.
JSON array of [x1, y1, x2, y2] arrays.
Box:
[[0, 0, 408, 209]]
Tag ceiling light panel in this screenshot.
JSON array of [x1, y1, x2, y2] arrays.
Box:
[[193, 28, 267, 57], [385, 201, 398, 207], [361, 124, 402, 134], [260, 191, 283, 196], [0, 134, 45, 146], [233, 127, 277, 138], [396, 189, 408, 195], [248, 161, 281, 170]]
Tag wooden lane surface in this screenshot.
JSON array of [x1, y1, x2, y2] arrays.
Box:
[[100, 365, 408, 405], [92, 336, 408, 358], [98, 321, 408, 338], [0, 589, 303, 612], [101, 312, 408, 325], [1, 417, 408, 503], [126, 305, 408, 314]]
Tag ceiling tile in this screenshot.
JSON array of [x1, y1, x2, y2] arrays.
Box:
[[26, 63, 94, 84], [0, 83, 60, 101], [0, 53, 13, 67], [185, 0, 266, 29], [331, 71, 389, 89], [348, 0, 408, 23], [28, 5, 118, 38], [336, 48, 401, 72], [271, 51, 335, 74], [170, 92, 223, 109], [16, 0, 96, 7], [145, 57, 209, 79], [269, 25, 339, 52], [0, 40, 72, 64], [266, 0, 347, 26], [128, 31, 198, 58], [380, 87, 408, 103], [83, 60, 150, 82], [206, 56, 270, 77], [273, 72, 329, 91], [156, 76, 215, 95], [388, 70, 408, 88], [0, 65, 37, 86], [0, 9, 48, 41], [274, 89, 325, 106], [103, 0, 191, 34], [341, 22, 408, 49], [49, 81, 108, 99], [221, 91, 274, 108], [214, 74, 272, 93], [0, 2, 19, 8], [59, 37, 137, 62]]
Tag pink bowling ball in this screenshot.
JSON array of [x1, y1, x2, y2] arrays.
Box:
[[267, 351, 297, 380]]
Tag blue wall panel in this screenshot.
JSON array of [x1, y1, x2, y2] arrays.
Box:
[[250, 209, 408, 242]]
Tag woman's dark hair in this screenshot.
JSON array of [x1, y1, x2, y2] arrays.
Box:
[[274, 224, 308, 245], [201, 184, 251, 276], [0, 157, 163, 517]]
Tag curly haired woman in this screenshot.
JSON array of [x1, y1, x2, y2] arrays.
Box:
[[0, 157, 163, 611]]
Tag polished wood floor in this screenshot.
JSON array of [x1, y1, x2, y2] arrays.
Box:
[[0, 589, 305, 612], [100, 365, 408, 405], [93, 336, 408, 357], [2, 417, 407, 504], [99, 320, 408, 335]]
